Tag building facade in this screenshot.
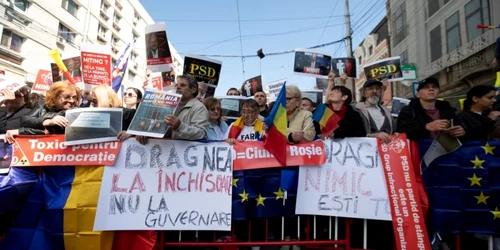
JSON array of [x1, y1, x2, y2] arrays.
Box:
[[389, 0, 500, 108], [0, 0, 182, 87], [353, 17, 391, 105]]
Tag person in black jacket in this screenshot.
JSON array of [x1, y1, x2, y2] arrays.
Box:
[[397, 77, 465, 140], [0, 87, 32, 134], [316, 85, 366, 138], [457, 85, 500, 141], [4, 82, 81, 144]]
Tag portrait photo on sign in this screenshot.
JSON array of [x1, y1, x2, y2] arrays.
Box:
[[145, 22, 173, 73], [315, 78, 329, 91], [64, 108, 123, 146], [293, 49, 331, 78], [240, 75, 263, 97], [363, 56, 403, 82], [51, 57, 82, 83], [331, 58, 357, 78]]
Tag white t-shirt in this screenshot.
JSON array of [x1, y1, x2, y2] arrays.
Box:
[[225, 124, 261, 141]]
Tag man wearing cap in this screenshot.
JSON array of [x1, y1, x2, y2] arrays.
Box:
[[353, 79, 396, 143], [397, 77, 465, 140]]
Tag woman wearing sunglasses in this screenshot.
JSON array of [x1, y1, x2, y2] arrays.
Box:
[[122, 87, 142, 109]]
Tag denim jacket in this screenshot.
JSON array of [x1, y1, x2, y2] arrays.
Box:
[[207, 120, 229, 141]]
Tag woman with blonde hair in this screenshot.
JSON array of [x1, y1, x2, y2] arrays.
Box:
[[4, 81, 80, 143], [285, 85, 316, 143], [88, 84, 136, 131]]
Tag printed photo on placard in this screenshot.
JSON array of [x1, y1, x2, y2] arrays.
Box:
[[293, 49, 331, 78], [363, 56, 403, 82], [183, 55, 222, 98], [240, 75, 263, 97], [145, 22, 172, 72], [64, 108, 123, 146], [315, 78, 329, 91], [51, 57, 82, 83], [162, 71, 176, 88], [331, 57, 357, 78], [391, 97, 410, 117]]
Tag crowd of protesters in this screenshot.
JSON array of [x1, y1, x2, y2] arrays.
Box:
[[1, 64, 500, 249]]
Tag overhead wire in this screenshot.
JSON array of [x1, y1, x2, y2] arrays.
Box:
[[235, 0, 245, 77], [155, 15, 345, 23], [317, 0, 340, 44]]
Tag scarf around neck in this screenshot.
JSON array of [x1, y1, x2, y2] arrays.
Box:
[[228, 117, 264, 141]]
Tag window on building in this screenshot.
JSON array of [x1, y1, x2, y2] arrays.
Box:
[[131, 52, 137, 63], [133, 12, 140, 25], [61, 0, 78, 17], [428, 0, 440, 17], [113, 14, 121, 24], [358, 56, 362, 64], [132, 32, 138, 41], [430, 25, 442, 62], [1, 30, 23, 52], [58, 23, 75, 43], [100, 0, 109, 11], [444, 0, 451, 4], [14, 0, 28, 11], [446, 12, 461, 53], [392, 4, 406, 46], [465, 0, 490, 41], [400, 50, 408, 64], [112, 59, 117, 67], [128, 71, 135, 82], [98, 24, 107, 37], [368, 46, 373, 56], [111, 35, 119, 46]]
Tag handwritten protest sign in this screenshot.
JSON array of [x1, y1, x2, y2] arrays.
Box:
[[81, 45, 112, 87], [11, 135, 121, 166], [0, 75, 27, 103], [65, 108, 123, 146], [32, 69, 53, 93], [295, 138, 391, 221], [94, 139, 232, 231]]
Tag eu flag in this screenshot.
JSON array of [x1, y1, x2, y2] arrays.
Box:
[[422, 140, 500, 234], [232, 167, 298, 220]]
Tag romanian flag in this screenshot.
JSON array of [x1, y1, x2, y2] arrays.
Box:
[[264, 83, 288, 166], [0, 166, 114, 250], [312, 103, 340, 136]]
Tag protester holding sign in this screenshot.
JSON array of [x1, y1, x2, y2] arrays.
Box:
[[164, 74, 208, 140], [285, 85, 316, 143], [203, 97, 228, 140], [317, 85, 365, 139], [4, 82, 81, 144], [353, 79, 396, 143], [397, 77, 465, 140], [0, 87, 32, 136]]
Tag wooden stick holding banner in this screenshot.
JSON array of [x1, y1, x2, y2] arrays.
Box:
[[48, 49, 76, 85]]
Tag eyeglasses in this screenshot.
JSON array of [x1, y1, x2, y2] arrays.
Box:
[[60, 95, 78, 102], [124, 92, 137, 97], [286, 97, 298, 101]]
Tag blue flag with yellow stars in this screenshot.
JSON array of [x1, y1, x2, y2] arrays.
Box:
[[232, 167, 298, 220], [422, 140, 500, 234]]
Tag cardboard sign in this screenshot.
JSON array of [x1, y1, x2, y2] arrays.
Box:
[[331, 57, 357, 78], [363, 56, 403, 82], [94, 139, 232, 231], [217, 96, 248, 120], [11, 135, 121, 166], [0, 76, 27, 102], [32, 69, 53, 93], [293, 49, 332, 78], [295, 138, 391, 221], [232, 141, 326, 170], [301, 90, 323, 106], [183, 55, 222, 98], [240, 75, 263, 97], [378, 134, 431, 250], [65, 108, 123, 146], [145, 22, 172, 72], [81, 46, 112, 86]]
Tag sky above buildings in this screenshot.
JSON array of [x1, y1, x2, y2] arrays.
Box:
[[141, 0, 386, 96]]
